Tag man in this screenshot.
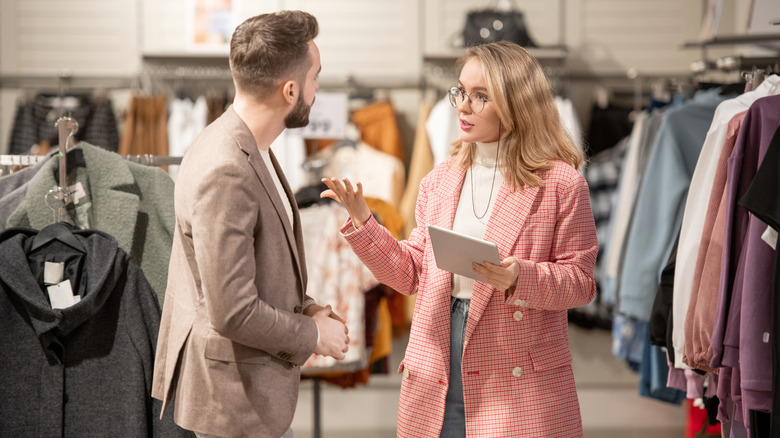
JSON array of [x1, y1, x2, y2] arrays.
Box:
[[152, 11, 349, 438]]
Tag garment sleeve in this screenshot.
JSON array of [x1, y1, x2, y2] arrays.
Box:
[[505, 171, 598, 311], [341, 176, 430, 295]]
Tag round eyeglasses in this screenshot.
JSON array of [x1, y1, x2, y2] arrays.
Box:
[[448, 87, 489, 114]]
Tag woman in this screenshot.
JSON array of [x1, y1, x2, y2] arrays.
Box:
[[322, 41, 597, 437]]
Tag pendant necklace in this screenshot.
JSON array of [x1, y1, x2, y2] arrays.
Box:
[[470, 124, 501, 220]]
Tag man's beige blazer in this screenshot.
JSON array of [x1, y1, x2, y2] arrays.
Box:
[[152, 106, 318, 438]]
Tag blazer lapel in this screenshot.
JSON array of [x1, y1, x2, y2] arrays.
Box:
[[427, 162, 466, 364], [464, 182, 540, 349], [269, 148, 307, 295], [223, 108, 306, 297]]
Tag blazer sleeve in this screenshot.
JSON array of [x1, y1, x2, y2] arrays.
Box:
[[341, 176, 430, 295], [191, 158, 317, 364], [506, 170, 598, 311]]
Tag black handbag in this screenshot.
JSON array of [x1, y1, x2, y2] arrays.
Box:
[[462, 8, 537, 48]]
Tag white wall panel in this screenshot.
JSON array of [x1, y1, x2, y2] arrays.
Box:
[[0, 0, 138, 75], [574, 0, 702, 74], [285, 0, 420, 79]]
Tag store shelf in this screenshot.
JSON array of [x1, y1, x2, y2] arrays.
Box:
[[682, 33, 780, 48], [424, 45, 568, 62]]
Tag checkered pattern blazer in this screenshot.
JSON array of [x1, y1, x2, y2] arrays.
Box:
[[343, 158, 598, 437]]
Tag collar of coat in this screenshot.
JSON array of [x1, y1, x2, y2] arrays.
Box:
[[0, 227, 125, 361], [11, 142, 142, 262]]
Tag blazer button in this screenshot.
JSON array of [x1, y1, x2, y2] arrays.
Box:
[[512, 367, 523, 378], [294, 305, 302, 314], [513, 311, 523, 321], [403, 368, 410, 379]]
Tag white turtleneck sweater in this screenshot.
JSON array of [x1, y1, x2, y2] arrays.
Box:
[[451, 141, 504, 299]]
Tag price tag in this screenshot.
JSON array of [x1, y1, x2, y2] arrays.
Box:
[[44, 262, 65, 285], [298, 92, 348, 140], [47, 280, 77, 309]]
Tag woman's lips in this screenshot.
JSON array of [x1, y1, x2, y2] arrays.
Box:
[[460, 120, 474, 131]]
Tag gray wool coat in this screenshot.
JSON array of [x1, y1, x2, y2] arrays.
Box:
[[5, 142, 175, 304]]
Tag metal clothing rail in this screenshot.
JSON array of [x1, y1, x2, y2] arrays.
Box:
[[0, 153, 182, 168], [125, 155, 183, 166], [0, 74, 135, 90]]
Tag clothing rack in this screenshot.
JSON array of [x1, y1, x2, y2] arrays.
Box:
[[0, 153, 182, 168], [0, 73, 134, 91], [125, 155, 183, 166]]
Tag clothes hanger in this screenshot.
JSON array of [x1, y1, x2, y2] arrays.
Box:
[[29, 116, 86, 254], [29, 187, 85, 253]]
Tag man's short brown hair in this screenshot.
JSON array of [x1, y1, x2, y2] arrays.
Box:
[[229, 10, 318, 99]]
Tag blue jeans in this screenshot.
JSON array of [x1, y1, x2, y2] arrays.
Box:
[[440, 297, 469, 438]]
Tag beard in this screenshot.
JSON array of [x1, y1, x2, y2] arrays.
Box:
[[284, 92, 313, 129]]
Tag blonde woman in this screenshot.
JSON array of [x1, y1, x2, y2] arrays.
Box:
[[322, 41, 597, 437]]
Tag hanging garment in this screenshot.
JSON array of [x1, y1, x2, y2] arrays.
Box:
[[167, 96, 207, 180], [119, 94, 169, 159], [316, 141, 405, 207], [299, 202, 378, 373], [5, 142, 175, 304], [682, 112, 747, 373], [619, 89, 729, 320], [601, 107, 667, 308], [585, 137, 628, 287], [555, 96, 584, 154], [585, 103, 634, 158], [399, 100, 434, 238], [673, 74, 780, 370], [737, 124, 780, 438], [427, 95, 461, 166], [0, 152, 53, 217], [710, 94, 780, 423], [0, 227, 187, 437], [8, 93, 119, 155], [351, 100, 405, 162], [270, 129, 308, 193]]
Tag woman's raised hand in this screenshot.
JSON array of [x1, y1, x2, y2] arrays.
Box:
[[320, 177, 373, 229]]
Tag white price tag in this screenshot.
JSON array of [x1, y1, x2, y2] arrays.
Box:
[[47, 280, 77, 309], [68, 182, 87, 205], [44, 262, 65, 285], [298, 92, 348, 140]]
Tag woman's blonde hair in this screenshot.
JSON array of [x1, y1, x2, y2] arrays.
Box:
[[451, 41, 583, 189]]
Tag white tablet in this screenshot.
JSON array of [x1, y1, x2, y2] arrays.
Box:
[[428, 224, 501, 281]]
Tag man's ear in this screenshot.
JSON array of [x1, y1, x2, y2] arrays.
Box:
[[281, 80, 297, 105]]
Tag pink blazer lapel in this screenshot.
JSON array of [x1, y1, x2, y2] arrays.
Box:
[[426, 164, 466, 363], [464, 182, 540, 348]]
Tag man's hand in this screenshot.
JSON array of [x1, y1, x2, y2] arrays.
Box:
[[472, 256, 520, 293], [311, 305, 349, 360], [304, 303, 346, 324]]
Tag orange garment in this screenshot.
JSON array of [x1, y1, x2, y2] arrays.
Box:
[[119, 94, 168, 169], [351, 100, 404, 162], [399, 100, 434, 239], [366, 197, 409, 330]]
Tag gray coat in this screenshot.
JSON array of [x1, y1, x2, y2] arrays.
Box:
[[0, 227, 188, 437], [6, 142, 175, 304]]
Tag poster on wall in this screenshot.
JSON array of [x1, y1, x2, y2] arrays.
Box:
[[187, 0, 237, 53]]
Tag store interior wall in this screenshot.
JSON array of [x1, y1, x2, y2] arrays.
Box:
[[0, 0, 755, 157], [0, 2, 774, 435]]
